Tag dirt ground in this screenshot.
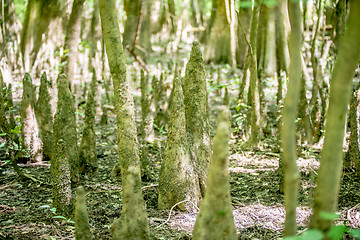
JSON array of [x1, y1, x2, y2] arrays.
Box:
[[1, 118, 360, 239]]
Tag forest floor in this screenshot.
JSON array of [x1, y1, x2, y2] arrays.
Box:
[[1, 40, 360, 239], [1, 117, 360, 239]]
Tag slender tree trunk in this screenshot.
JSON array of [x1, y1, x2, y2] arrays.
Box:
[[248, 1, 261, 147], [309, 0, 360, 232], [60, 0, 86, 90], [236, 0, 252, 68], [99, 1, 150, 238], [282, 0, 302, 236]]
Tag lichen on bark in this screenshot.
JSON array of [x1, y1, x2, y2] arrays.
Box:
[[192, 107, 237, 240], [35, 72, 53, 161], [21, 73, 43, 163], [158, 77, 201, 211], [183, 41, 211, 196], [75, 186, 93, 240]]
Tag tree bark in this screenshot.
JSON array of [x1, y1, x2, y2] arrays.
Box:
[[282, 0, 302, 236], [309, 0, 360, 232], [99, 0, 150, 238]]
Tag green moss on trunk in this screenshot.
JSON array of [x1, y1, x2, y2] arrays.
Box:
[[183, 41, 211, 196], [35, 72, 53, 160], [192, 107, 237, 240], [53, 74, 79, 184], [158, 77, 201, 211], [75, 186, 93, 240], [79, 73, 98, 174], [111, 167, 150, 240], [99, 1, 150, 238], [21, 73, 43, 162]]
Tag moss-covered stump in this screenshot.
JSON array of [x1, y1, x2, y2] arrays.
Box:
[[140, 69, 155, 143], [53, 74, 79, 185], [35, 72, 53, 160], [79, 78, 97, 174], [20, 73, 43, 163], [183, 41, 211, 196], [75, 186, 93, 240], [158, 77, 201, 211], [111, 167, 150, 240], [192, 107, 237, 240]]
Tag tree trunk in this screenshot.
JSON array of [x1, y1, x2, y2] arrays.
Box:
[[205, 0, 235, 65], [21, 73, 43, 163], [282, 0, 302, 236], [309, 0, 360, 232], [60, 0, 86, 90], [123, 0, 140, 49], [248, 1, 261, 147], [99, 0, 150, 238]]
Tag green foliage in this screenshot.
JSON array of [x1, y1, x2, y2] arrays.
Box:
[[39, 205, 75, 224], [14, 0, 27, 23]]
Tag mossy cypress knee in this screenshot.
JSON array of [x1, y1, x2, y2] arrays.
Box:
[[35, 72, 53, 160], [183, 41, 211, 196], [140, 70, 155, 143], [111, 167, 150, 240], [75, 186, 93, 240], [21, 73, 43, 163], [52, 74, 79, 185], [158, 77, 201, 211], [79, 73, 97, 174], [192, 107, 237, 240]]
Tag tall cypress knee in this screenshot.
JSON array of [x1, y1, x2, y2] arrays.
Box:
[[52, 74, 79, 185], [183, 41, 211, 196], [35, 72, 53, 160], [158, 77, 201, 211], [111, 167, 150, 240], [79, 73, 98, 174], [192, 107, 237, 240], [75, 186, 93, 240]]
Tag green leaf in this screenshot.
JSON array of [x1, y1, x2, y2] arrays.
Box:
[[39, 205, 50, 208], [67, 219, 75, 224], [320, 211, 340, 221], [50, 207, 57, 213], [348, 229, 360, 239], [52, 216, 67, 220], [300, 229, 324, 240], [0, 132, 7, 136], [283, 236, 298, 240], [217, 210, 226, 216], [238, 0, 253, 8], [327, 225, 346, 240], [0, 142, 6, 148]]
